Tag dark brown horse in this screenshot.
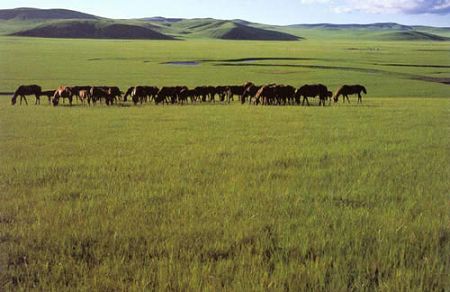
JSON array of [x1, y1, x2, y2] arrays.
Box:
[[40, 90, 56, 104], [130, 86, 160, 104], [333, 85, 367, 103], [295, 84, 332, 106], [11, 85, 42, 105]]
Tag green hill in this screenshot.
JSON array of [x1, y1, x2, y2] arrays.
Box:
[[1, 7, 449, 42], [10, 20, 175, 40], [377, 31, 450, 41], [158, 19, 299, 40], [0, 7, 99, 20]]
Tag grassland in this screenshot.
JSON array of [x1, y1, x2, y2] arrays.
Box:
[[0, 36, 449, 290]]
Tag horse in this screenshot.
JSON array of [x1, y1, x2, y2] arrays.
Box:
[[215, 86, 232, 103], [40, 90, 56, 104], [11, 85, 42, 105], [79, 90, 91, 105], [274, 85, 296, 105], [90, 87, 115, 105], [295, 84, 332, 106], [156, 87, 179, 104], [228, 85, 245, 102], [52, 86, 73, 106], [243, 83, 263, 105], [333, 85, 367, 103], [71, 86, 92, 103]]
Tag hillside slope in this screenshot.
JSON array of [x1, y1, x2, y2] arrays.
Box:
[[160, 19, 299, 40], [0, 7, 99, 20], [11, 21, 175, 40]]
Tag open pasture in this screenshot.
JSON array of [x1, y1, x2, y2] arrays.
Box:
[[0, 37, 449, 290]]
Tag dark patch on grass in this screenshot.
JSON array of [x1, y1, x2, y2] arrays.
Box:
[[416, 49, 450, 52], [163, 61, 200, 66], [214, 62, 382, 74], [70, 237, 100, 268], [347, 47, 381, 51], [209, 57, 320, 62], [215, 62, 450, 86], [0, 214, 15, 224], [8, 254, 28, 268], [375, 63, 450, 69], [273, 158, 302, 169], [56, 191, 88, 201], [200, 225, 279, 271], [332, 197, 373, 209], [411, 76, 450, 85]]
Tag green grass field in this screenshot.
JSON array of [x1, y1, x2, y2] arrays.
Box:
[[0, 36, 449, 290]]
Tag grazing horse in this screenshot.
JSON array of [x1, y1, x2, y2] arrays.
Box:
[[52, 86, 73, 106], [228, 85, 245, 102], [90, 87, 115, 105], [215, 86, 232, 103], [79, 90, 91, 105], [156, 87, 179, 104], [128, 86, 160, 104], [71, 86, 92, 103], [243, 83, 263, 105], [40, 90, 56, 104], [11, 85, 42, 105], [123, 87, 134, 102], [333, 85, 367, 103], [295, 84, 332, 106]]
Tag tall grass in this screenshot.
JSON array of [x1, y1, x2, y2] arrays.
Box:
[[0, 98, 448, 290]]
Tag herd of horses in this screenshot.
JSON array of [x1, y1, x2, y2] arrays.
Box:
[[10, 83, 367, 106]]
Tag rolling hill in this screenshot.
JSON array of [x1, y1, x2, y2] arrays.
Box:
[[377, 31, 450, 41], [1, 7, 449, 41], [11, 21, 175, 40], [0, 7, 99, 20], [163, 19, 299, 40]]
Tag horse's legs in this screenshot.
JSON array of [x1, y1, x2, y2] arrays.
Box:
[[358, 93, 362, 104], [344, 95, 349, 103], [303, 97, 310, 106], [22, 95, 28, 105]]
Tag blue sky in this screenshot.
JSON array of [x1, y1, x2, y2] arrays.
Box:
[[2, 0, 450, 26]]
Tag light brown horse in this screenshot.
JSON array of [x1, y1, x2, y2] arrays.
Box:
[[52, 86, 73, 106], [78, 90, 91, 105], [11, 85, 42, 105], [333, 85, 367, 103]]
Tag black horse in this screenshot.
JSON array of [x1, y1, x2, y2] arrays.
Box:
[[333, 85, 367, 103]]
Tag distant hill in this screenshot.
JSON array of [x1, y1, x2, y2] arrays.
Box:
[[11, 21, 175, 40], [219, 23, 299, 40], [0, 7, 99, 20], [377, 31, 450, 41], [165, 19, 299, 40], [289, 22, 413, 30], [1, 7, 450, 42], [141, 17, 184, 23]]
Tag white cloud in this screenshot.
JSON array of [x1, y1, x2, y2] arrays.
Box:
[[302, 0, 450, 14]]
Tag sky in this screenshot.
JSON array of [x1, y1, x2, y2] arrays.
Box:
[[1, 0, 450, 27]]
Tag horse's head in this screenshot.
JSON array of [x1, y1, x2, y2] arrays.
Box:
[[362, 86, 367, 94], [52, 96, 59, 106], [11, 96, 17, 105]]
